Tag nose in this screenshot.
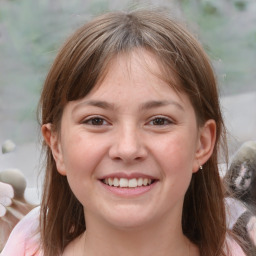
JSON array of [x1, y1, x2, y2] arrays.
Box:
[[108, 124, 147, 163]]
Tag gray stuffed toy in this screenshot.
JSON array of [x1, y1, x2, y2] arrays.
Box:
[[224, 141, 256, 256]]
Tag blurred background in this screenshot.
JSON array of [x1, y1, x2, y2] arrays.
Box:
[[0, 0, 255, 200]]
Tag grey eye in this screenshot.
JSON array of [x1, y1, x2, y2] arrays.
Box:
[[150, 117, 172, 126], [83, 117, 108, 126]]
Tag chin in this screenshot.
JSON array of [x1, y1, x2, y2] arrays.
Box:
[[108, 217, 151, 231], [102, 205, 154, 230]]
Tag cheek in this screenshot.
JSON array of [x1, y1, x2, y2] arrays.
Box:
[[153, 134, 197, 173], [153, 133, 197, 195], [62, 136, 105, 206], [61, 134, 107, 179]]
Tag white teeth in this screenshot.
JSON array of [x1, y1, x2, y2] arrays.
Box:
[[108, 178, 113, 186], [137, 178, 143, 186], [103, 177, 153, 188], [113, 178, 119, 187], [120, 178, 129, 187], [128, 178, 137, 188]]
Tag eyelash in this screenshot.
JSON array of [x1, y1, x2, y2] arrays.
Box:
[[148, 116, 173, 126], [82, 116, 173, 127], [83, 116, 109, 126]]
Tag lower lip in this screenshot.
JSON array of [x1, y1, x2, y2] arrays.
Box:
[[100, 181, 157, 197]]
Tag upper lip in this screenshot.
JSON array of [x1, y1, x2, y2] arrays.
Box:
[[99, 172, 158, 180]]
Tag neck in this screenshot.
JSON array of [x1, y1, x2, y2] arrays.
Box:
[[73, 211, 192, 256]]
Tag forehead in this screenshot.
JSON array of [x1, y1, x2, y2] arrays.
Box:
[[90, 48, 181, 98], [67, 49, 195, 115]]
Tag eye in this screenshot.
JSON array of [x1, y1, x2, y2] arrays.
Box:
[[83, 116, 109, 126], [148, 117, 173, 126]]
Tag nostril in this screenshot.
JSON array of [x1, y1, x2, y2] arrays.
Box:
[[112, 156, 122, 161], [134, 156, 145, 161], [109, 148, 147, 162]]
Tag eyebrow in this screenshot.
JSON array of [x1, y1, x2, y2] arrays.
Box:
[[79, 100, 115, 109], [74, 99, 184, 112], [139, 100, 184, 111]]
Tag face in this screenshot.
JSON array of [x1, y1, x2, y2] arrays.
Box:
[[45, 49, 215, 231]]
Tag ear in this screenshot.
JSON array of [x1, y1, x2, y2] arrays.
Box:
[[193, 119, 216, 173], [41, 123, 67, 176]]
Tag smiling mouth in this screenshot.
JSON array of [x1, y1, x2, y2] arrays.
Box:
[[101, 177, 155, 188]]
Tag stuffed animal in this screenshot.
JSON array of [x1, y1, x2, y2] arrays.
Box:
[[0, 140, 39, 251], [224, 141, 256, 255], [0, 169, 35, 251]]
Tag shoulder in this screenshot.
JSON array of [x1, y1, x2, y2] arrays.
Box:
[[1, 206, 42, 256]]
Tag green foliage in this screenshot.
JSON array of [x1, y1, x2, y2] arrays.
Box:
[[0, 0, 112, 142], [234, 1, 247, 11], [202, 1, 219, 15], [181, 0, 256, 95]]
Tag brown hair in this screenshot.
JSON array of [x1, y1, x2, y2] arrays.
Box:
[[39, 9, 230, 256]]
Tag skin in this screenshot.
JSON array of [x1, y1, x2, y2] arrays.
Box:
[[43, 49, 216, 256]]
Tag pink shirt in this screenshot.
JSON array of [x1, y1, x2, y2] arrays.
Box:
[[1, 207, 42, 256], [1, 206, 246, 256]]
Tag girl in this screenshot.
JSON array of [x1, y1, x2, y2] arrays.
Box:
[[2, 9, 246, 256]]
